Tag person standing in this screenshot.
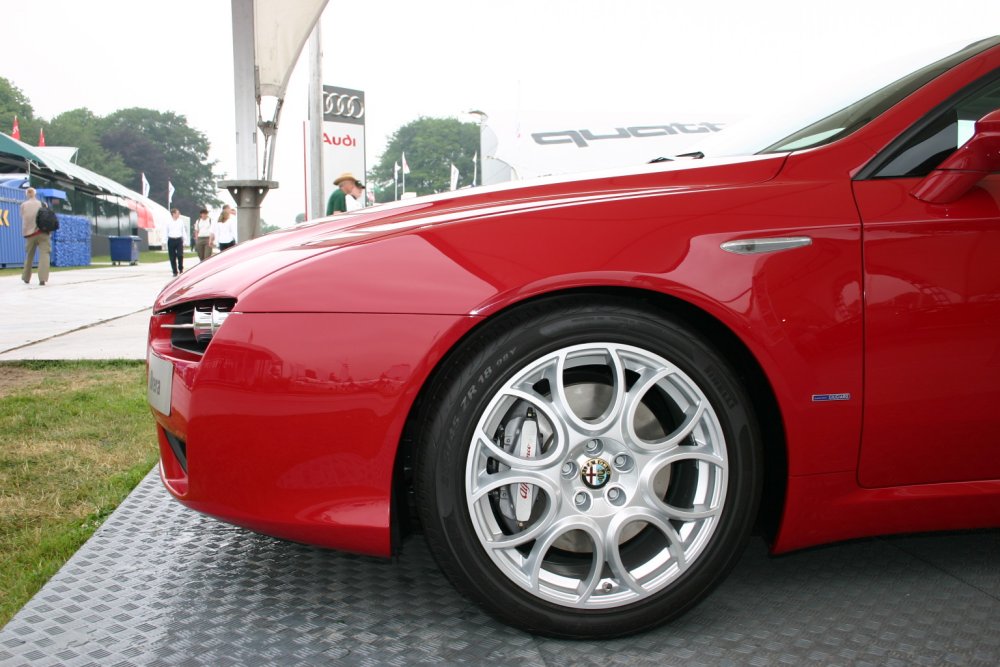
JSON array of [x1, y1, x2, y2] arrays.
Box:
[[193, 209, 213, 261], [326, 173, 357, 215], [20, 187, 48, 285], [212, 210, 237, 251], [165, 208, 187, 276], [345, 179, 366, 212]]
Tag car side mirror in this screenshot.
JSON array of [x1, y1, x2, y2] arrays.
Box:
[[911, 108, 1000, 204]]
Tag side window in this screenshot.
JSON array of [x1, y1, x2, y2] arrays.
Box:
[[873, 73, 1000, 178]]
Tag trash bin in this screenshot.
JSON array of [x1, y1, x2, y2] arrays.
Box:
[[109, 235, 140, 266]]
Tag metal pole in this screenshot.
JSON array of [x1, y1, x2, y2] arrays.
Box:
[[307, 24, 325, 219], [231, 0, 257, 182], [301, 121, 308, 220], [221, 0, 276, 241]]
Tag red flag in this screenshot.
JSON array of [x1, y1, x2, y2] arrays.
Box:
[[11, 115, 20, 140], [38, 128, 46, 147]]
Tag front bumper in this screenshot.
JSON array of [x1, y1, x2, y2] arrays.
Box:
[[148, 309, 473, 557]]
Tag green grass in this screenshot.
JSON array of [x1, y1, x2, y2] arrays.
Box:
[[1, 249, 196, 274], [90, 249, 197, 265], [0, 361, 158, 627]]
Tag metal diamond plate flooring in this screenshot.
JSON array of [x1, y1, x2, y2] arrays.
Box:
[[1, 469, 998, 666]]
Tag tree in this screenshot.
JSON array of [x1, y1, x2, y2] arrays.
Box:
[[100, 126, 170, 200], [0, 77, 41, 145], [371, 117, 479, 202], [46, 108, 133, 184], [0, 77, 34, 129], [102, 108, 222, 218], [0, 80, 219, 216]]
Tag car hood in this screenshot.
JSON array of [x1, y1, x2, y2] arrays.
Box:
[[154, 153, 785, 311]]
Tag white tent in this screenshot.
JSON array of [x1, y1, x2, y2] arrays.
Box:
[[480, 110, 744, 185]]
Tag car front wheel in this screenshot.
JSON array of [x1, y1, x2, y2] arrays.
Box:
[[415, 297, 762, 638]]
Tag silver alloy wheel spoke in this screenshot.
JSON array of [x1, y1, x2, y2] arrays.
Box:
[[625, 369, 708, 451], [639, 450, 724, 502], [525, 517, 606, 603], [657, 501, 720, 523], [636, 509, 691, 572], [502, 388, 569, 462], [469, 468, 555, 504], [652, 396, 709, 450], [609, 507, 691, 579], [606, 536, 646, 596], [510, 347, 628, 434], [466, 342, 729, 610], [553, 346, 628, 433], [474, 428, 528, 470], [474, 416, 557, 467]]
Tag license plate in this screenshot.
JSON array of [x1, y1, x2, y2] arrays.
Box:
[[147, 351, 174, 416]]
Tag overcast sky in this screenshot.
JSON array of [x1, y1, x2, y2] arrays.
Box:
[[4, 0, 999, 225]]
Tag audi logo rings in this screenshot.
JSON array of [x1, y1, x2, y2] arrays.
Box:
[[324, 93, 365, 119]]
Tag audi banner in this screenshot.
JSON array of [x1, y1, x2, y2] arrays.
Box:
[[321, 85, 366, 205]]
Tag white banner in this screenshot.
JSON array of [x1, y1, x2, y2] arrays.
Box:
[[481, 110, 743, 185], [321, 85, 366, 211]]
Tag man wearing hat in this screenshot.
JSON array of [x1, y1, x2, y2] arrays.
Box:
[[326, 172, 358, 216]]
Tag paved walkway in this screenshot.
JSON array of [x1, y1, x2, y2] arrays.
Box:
[[0, 261, 181, 361]]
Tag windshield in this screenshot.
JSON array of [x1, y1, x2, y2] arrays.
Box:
[[696, 36, 1000, 158]]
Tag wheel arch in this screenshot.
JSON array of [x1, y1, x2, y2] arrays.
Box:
[[391, 286, 787, 553]]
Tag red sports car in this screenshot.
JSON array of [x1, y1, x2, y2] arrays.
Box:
[[148, 36, 1000, 638]]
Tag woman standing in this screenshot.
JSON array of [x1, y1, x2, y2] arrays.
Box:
[[213, 210, 237, 251]]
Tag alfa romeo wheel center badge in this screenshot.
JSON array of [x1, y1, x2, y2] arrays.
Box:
[[581, 458, 612, 489]]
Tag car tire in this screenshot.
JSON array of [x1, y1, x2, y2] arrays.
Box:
[[415, 295, 762, 638]]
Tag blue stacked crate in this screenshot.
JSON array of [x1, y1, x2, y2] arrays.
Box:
[[50, 215, 92, 267], [0, 185, 26, 268]]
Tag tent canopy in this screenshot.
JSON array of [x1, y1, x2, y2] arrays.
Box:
[[0, 132, 166, 229], [253, 0, 328, 98], [0, 132, 136, 198], [0, 132, 40, 162]]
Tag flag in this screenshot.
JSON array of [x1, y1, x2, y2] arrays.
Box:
[[11, 115, 20, 140], [401, 152, 410, 175], [38, 129, 46, 147], [472, 151, 478, 186], [393, 161, 399, 179], [167, 181, 176, 208], [450, 163, 459, 191], [141, 173, 150, 198]]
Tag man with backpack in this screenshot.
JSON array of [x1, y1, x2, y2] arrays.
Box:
[[20, 187, 50, 286]]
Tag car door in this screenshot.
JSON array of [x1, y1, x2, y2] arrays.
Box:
[[852, 71, 1000, 488]]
